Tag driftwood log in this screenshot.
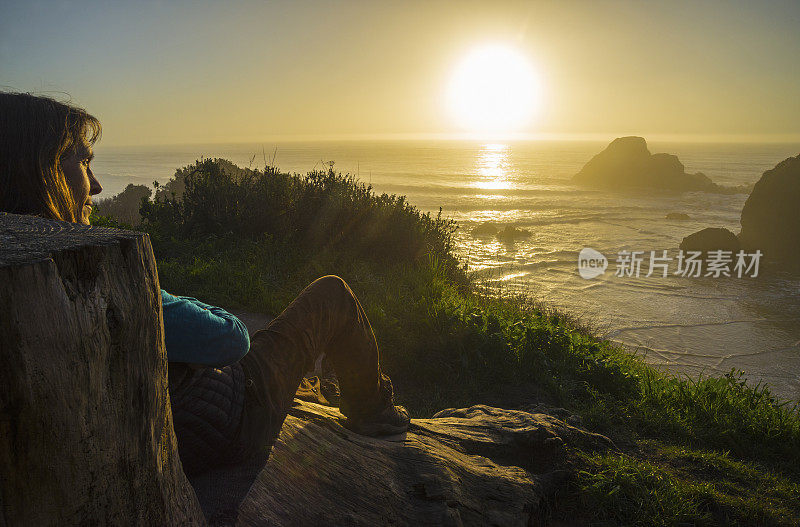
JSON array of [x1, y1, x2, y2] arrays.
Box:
[[194, 400, 613, 526], [0, 213, 203, 525], [1, 212, 613, 526]]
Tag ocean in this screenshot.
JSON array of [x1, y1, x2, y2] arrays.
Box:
[[92, 140, 800, 402]]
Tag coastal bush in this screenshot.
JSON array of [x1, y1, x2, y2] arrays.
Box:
[[93, 183, 151, 226], [140, 159, 462, 281]]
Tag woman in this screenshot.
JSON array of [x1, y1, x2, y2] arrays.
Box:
[[0, 92, 410, 476]]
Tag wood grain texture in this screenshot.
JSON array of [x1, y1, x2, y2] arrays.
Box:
[[222, 400, 613, 527], [0, 213, 204, 526]]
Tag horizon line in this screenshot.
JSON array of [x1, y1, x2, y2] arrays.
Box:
[[99, 131, 800, 148]]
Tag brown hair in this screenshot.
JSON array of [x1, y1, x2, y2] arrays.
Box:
[[0, 92, 101, 222]]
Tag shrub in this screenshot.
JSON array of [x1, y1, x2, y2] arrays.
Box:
[[140, 159, 463, 282]]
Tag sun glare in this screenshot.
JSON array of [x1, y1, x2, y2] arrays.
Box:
[[447, 44, 541, 136], [472, 143, 513, 190]]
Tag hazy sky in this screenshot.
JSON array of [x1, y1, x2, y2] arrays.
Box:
[[2, 0, 799, 145]]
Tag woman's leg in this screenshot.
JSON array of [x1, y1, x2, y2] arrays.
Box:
[[236, 275, 407, 457]]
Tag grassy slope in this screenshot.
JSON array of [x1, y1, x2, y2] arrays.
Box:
[[93, 159, 800, 526]]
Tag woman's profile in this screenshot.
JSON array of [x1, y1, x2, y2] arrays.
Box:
[[0, 92, 410, 476]]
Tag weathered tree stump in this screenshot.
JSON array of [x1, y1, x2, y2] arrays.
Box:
[[0, 213, 204, 526]]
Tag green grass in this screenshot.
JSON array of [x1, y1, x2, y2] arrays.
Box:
[[92, 158, 800, 525], [574, 452, 717, 526], [559, 443, 800, 526]]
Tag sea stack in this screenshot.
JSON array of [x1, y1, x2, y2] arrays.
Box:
[[679, 227, 740, 253], [573, 136, 718, 192], [739, 153, 800, 261]]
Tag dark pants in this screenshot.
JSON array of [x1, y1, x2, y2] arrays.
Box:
[[170, 275, 393, 474], [236, 275, 394, 459]]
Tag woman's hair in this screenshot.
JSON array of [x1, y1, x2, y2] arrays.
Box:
[[0, 92, 101, 222]]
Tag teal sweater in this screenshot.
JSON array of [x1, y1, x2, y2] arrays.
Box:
[[161, 290, 250, 367]]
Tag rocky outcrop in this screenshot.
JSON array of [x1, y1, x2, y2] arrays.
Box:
[[666, 212, 690, 220], [496, 225, 532, 243], [472, 222, 499, 236], [739, 153, 800, 261], [679, 227, 740, 253], [573, 137, 723, 192], [191, 400, 613, 526], [472, 223, 533, 243]]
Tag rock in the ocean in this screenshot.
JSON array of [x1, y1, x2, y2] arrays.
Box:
[[679, 227, 740, 253], [666, 212, 691, 220], [496, 225, 531, 243], [573, 136, 719, 192], [739, 154, 800, 261], [472, 222, 499, 236]]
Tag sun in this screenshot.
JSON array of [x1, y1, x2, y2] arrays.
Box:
[[447, 44, 541, 135]]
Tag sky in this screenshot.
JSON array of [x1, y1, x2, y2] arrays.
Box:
[[2, 0, 799, 146]]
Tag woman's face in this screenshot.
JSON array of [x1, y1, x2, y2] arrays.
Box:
[[61, 149, 103, 225]]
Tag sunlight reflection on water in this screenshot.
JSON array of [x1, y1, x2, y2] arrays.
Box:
[[471, 143, 514, 190]]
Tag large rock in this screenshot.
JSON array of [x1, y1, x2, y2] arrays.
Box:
[[0, 213, 204, 525], [573, 136, 719, 192], [679, 227, 740, 253], [739, 153, 800, 261], [190, 400, 613, 526]]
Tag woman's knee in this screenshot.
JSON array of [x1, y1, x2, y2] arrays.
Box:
[[308, 275, 350, 296], [303, 275, 361, 312]]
